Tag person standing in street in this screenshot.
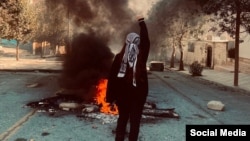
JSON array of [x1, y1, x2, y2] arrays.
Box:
[[106, 16, 150, 141]]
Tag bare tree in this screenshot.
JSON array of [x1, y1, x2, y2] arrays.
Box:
[[170, 10, 205, 70], [148, 0, 205, 69]]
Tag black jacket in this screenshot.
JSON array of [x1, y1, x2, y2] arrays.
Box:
[[106, 19, 150, 104]]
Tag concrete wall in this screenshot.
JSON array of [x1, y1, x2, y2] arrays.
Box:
[[183, 40, 228, 69], [213, 42, 228, 66], [239, 32, 250, 59], [32, 41, 66, 56], [239, 57, 250, 73]]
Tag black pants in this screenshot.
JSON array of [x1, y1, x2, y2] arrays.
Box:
[[115, 95, 145, 141]]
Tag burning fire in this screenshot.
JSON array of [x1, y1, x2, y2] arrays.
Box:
[[95, 79, 118, 115]]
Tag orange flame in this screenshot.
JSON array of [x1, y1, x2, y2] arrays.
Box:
[[95, 79, 118, 115]]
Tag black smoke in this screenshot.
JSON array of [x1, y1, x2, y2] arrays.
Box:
[[147, 0, 182, 52], [43, 0, 138, 95], [44, 0, 136, 38], [44, 0, 201, 96], [60, 32, 114, 90], [147, 0, 201, 54]]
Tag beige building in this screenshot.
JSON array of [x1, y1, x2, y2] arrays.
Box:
[[32, 41, 66, 56], [181, 34, 250, 73], [184, 39, 229, 69]]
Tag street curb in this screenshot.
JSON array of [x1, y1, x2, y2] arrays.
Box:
[[0, 69, 62, 73], [170, 69, 250, 96]]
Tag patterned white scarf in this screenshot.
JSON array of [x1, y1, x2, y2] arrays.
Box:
[[117, 32, 140, 86]]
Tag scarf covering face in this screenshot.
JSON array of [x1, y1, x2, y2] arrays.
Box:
[[117, 32, 140, 86]]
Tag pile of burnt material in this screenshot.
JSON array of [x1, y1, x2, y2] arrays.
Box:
[[143, 102, 179, 118], [26, 93, 179, 122]]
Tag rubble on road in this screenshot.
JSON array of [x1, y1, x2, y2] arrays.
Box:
[[207, 100, 225, 111], [25, 94, 180, 123]]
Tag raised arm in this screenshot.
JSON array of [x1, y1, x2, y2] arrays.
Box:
[[138, 18, 150, 64]]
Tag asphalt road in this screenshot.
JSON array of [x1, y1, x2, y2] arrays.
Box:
[[0, 70, 250, 141]]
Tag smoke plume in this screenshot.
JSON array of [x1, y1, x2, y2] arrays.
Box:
[[43, 0, 139, 94], [147, 0, 201, 55], [44, 0, 200, 95]]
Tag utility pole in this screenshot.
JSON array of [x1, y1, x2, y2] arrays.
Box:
[[234, 0, 240, 86]]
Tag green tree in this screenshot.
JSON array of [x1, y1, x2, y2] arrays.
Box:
[[196, 0, 250, 86], [0, 0, 36, 61]]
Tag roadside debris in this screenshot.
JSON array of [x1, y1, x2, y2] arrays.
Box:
[[59, 102, 81, 110], [26, 83, 39, 88], [25, 80, 179, 122], [207, 100, 225, 111], [25, 94, 180, 123]]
